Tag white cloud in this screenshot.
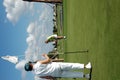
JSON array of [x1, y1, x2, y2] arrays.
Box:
[[25, 4, 54, 61], [15, 60, 26, 70], [15, 60, 27, 80], [26, 34, 35, 44], [27, 22, 36, 34], [3, 0, 33, 23]]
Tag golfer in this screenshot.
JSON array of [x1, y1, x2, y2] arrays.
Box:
[[24, 54, 91, 79], [45, 34, 66, 43]]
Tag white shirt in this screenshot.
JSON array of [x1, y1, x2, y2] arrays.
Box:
[[33, 62, 61, 77]]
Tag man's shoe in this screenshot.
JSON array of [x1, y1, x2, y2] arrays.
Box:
[[85, 62, 91, 69], [85, 74, 90, 79]]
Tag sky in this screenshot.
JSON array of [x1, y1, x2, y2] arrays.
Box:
[[0, 0, 55, 80]]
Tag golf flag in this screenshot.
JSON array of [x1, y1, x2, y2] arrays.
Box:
[[1, 55, 18, 64]]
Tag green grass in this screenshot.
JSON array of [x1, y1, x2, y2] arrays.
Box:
[[59, 0, 120, 80]]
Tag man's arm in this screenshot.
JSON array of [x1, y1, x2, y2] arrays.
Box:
[[40, 76, 55, 79], [39, 54, 51, 64]]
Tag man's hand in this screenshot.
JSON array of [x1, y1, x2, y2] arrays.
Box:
[[39, 53, 51, 64], [42, 53, 47, 57]]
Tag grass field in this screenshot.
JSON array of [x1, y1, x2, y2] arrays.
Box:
[[58, 0, 120, 80]]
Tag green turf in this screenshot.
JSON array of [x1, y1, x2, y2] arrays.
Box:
[[59, 0, 120, 80]]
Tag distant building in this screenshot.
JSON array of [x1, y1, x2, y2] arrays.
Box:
[[23, 0, 63, 3]]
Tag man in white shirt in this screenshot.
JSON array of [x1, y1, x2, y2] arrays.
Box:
[[24, 54, 92, 79], [45, 34, 66, 43]]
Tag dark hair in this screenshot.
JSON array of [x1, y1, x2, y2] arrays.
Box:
[[24, 62, 32, 71]]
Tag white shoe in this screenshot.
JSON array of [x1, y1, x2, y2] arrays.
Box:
[[85, 62, 91, 69], [63, 36, 66, 39], [85, 74, 90, 79]]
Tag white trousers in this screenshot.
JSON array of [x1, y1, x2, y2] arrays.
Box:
[[57, 62, 84, 78]]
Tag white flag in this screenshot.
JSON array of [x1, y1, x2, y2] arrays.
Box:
[[1, 55, 18, 64]]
